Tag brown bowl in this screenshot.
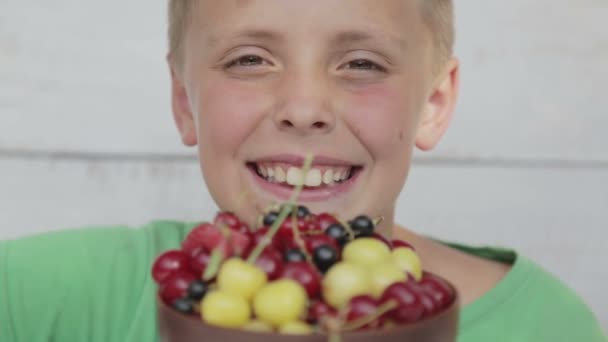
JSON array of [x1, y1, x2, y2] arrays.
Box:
[[157, 274, 460, 342]]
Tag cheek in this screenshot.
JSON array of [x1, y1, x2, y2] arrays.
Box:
[[345, 83, 420, 157], [196, 79, 267, 156]]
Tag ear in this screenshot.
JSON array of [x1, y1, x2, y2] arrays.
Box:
[[415, 58, 460, 151], [168, 55, 198, 147]]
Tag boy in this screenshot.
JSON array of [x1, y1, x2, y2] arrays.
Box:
[[1, 1, 605, 341]]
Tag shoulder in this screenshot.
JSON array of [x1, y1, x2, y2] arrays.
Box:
[[0, 220, 196, 342], [460, 255, 606, 341]]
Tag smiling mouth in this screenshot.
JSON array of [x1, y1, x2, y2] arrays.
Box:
[[246, 162, 363, 189]]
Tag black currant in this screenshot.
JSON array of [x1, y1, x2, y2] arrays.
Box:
[[350, 215, 375, 237], [263, 211, 279, 226], [324, 223, 350, 246], [187, 279, 208, 301], [284, 249, 307, 263], [313, 245, 338, 273], [296, 205, 311, 218], [172, 297, 195, 314]]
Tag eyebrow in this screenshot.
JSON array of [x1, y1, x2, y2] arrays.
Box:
[[206, 29, 406, 51], [330, 30, 408, 51], [207, 29, 285, 47]]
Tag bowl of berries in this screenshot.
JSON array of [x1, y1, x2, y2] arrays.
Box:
[[152, 205, 459, 342]]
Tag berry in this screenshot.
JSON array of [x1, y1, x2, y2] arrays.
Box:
[[349, 215, 375, 237], [420, 273, 455, 308], [172, 297, 195, 314], [312, 245, 339, 273], [279, 321, 314, 335], [371, 233, 393, 249], [392, 247, 423, 281], [214, 212, 241, 231], [346, 295, 381, 330], [152, 250, 190, 284], [322, 262, 372, 308], [217, 258, 268, 301], [303, 217, 322, 233], [181, 223, 222, 255], [405, 281, 439, 318], [304, 234, 339, 254], [253, 279, 308, 326], [187, 279, 209, 301], [202, 290, 251, 328], [307, 300, 337, 324], [342, 238, 392, 269], [262, 211, 279, 226], [369, 263, 407, 297], [284, 249, 307, 263], [250, 227, 282, 252], [296, 205, 311, 218], [250, 247, 284, 281], [280, 262, 322, 298], [391, 239, 415, 250], [324, 223, 350, 246], [159, 270, 198, 304], [379, 282, 424, 324], [189, 248, 211, 276], [317, 213, 339, 231]]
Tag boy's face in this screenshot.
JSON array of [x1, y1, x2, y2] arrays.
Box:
[[170, 0, 458, 232]]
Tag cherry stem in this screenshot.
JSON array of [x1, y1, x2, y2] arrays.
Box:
[[291, 208, 312, 262], [203, 248, 224, 281], [341, 300, 398, 332], [373, 216, 384, 226], [247, 153, 315, 264]]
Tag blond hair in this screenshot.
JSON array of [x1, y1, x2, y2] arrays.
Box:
[[167, 0, 454, 65]]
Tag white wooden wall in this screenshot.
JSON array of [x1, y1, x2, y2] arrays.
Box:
[[1, 0, 607, 330]]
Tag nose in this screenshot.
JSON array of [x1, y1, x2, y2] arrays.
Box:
[[273, 72, 336, 135]]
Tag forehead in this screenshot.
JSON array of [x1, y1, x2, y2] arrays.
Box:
[[190, 0, 427, 48]]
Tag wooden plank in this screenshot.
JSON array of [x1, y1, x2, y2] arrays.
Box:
[[1, 158, 606, 328], [1, 0, 607, 159]]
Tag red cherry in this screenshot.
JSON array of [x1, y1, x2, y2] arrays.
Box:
[[379, 282, 425, 324], [159, 270, 198, 304], [304, 234, 340, 254], [181, 223, 223, 255], [405, 281, 439, 318], [307, 300, 337, 324], [391, 239, 416, 251], [251, 247, 284, 281], [371, 233, 393, 249], [346, 295, 382, 330], [226, 230, 252, 257], [213, 211, 240, 230], [279, 262, 322, 298], [303, 217, 322, 234], [215, 212, 253, 235], [189, 248, 211, 276], [250, 227, 283, 251], [151, 250, 190, 284], [317, 213, 339, 231], [419, 274, 455, 309]]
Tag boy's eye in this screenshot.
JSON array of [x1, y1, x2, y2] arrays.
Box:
[[225, 55, 267, 68], [344, 59, 386, 72]]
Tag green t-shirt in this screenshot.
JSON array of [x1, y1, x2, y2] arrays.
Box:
[[1, 221, 605, 341]]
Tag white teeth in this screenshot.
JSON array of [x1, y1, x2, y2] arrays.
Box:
[[286, 167, 304, 186], [341, 169, 351, 181], [258, 165, 268, 177], [275, 167, 286, 182], [333, 171, 342, 182], [259, 164, 353, 186], [305, 169, 322, 187], [323, 170, 334, 185]]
